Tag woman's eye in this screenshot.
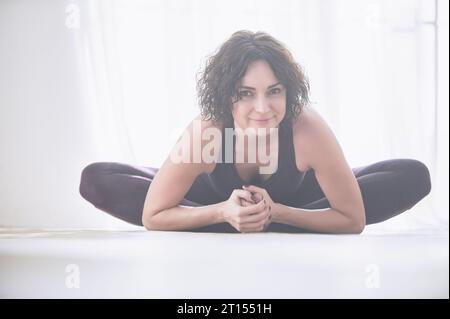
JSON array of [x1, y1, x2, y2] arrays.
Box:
[[238, 88, 281, 98], [270, 88, 281, 94], [239, 91, 251, 97]]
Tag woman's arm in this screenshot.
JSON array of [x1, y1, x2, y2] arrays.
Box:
[[142, 117, 221, 230], [142, 156, 224, 231], [146, 190, 267, 232], [272, 204, 364, 234], [142, 116, 267, 232], [145, 201, 226, 231], [142, 153, 266, 231], [241, 184, 364, 234], [277, 107, 366, 234]]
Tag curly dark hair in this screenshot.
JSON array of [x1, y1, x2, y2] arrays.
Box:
[[196, 30, 310, 128]]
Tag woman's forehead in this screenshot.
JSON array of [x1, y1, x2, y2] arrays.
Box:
[[239, 60, 279, 86]]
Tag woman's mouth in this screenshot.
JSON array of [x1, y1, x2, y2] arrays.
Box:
[[250, 117, 274, 122]]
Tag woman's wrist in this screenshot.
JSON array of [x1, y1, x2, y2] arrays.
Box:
[[272, 202, 286, 223], [216, 201, 227, 223]]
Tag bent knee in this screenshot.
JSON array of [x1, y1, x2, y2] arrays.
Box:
[[79, 162, 112, 206], [401, 159, 432, 200]]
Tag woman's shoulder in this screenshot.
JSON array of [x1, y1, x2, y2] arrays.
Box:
[[180, 114, 222, 174], [292, 106, 342, 172], [292, 105, 321, 133], [291, 106, 324, 172]]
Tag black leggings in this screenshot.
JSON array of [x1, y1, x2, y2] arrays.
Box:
[[79, 159, 431, 233]]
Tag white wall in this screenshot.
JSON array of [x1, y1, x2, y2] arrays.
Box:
[[0, 0, 133, 228], [0, 0, 447, 230], [435, 0, 449, 227]]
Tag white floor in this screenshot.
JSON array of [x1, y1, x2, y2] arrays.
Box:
[[0, 227, 448, 298]]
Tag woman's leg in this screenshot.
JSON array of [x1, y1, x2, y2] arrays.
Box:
[[79, 162, 202, 226], [268, 158, 432, 232]]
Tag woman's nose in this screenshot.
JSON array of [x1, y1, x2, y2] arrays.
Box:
[[254, 97, 270, 113]]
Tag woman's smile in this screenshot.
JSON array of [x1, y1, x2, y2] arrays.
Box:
[[249, 116, 275, 124]]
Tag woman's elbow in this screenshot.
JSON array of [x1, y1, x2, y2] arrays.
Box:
[[349, 215, 366, 234], [351, 222, 365, 234], [338, 210, 365, 234], [142, 210, 160, 230]]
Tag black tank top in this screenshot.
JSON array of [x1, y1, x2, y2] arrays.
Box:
[[200, 120, 308, 205]]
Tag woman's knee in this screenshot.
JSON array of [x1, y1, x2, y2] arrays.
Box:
[[79, 162, 114, 206], [400, 159, 432, 201]]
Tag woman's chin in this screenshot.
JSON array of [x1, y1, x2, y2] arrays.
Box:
[[234, 119, 279, 135], [257, 123, 281, 132], [248, 125, 278, 137], [249, 118, 278, 128]]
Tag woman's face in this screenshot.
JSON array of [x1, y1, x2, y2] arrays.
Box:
[[231, 59, 286, 132]]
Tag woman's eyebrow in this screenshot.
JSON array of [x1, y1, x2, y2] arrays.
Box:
[[238, 82, 281, 90]]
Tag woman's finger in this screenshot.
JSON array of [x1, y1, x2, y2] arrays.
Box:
[[243, 185, 267, 204], [243, 185, 266, 195], [251, 192, 264, 203], [239, 219, 266, 232], [240, 198, 254, 207], [239, 199, 266, 216], [239, 224, 264, 233], [232, 189, 255, 204], [239, 206, 269, 223]]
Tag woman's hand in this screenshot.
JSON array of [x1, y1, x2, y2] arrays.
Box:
[[221, 189, 270, 233], [242, 185, 276, 231]]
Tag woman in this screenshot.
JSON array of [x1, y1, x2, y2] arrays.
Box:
[[79, 30, 431, 234]]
